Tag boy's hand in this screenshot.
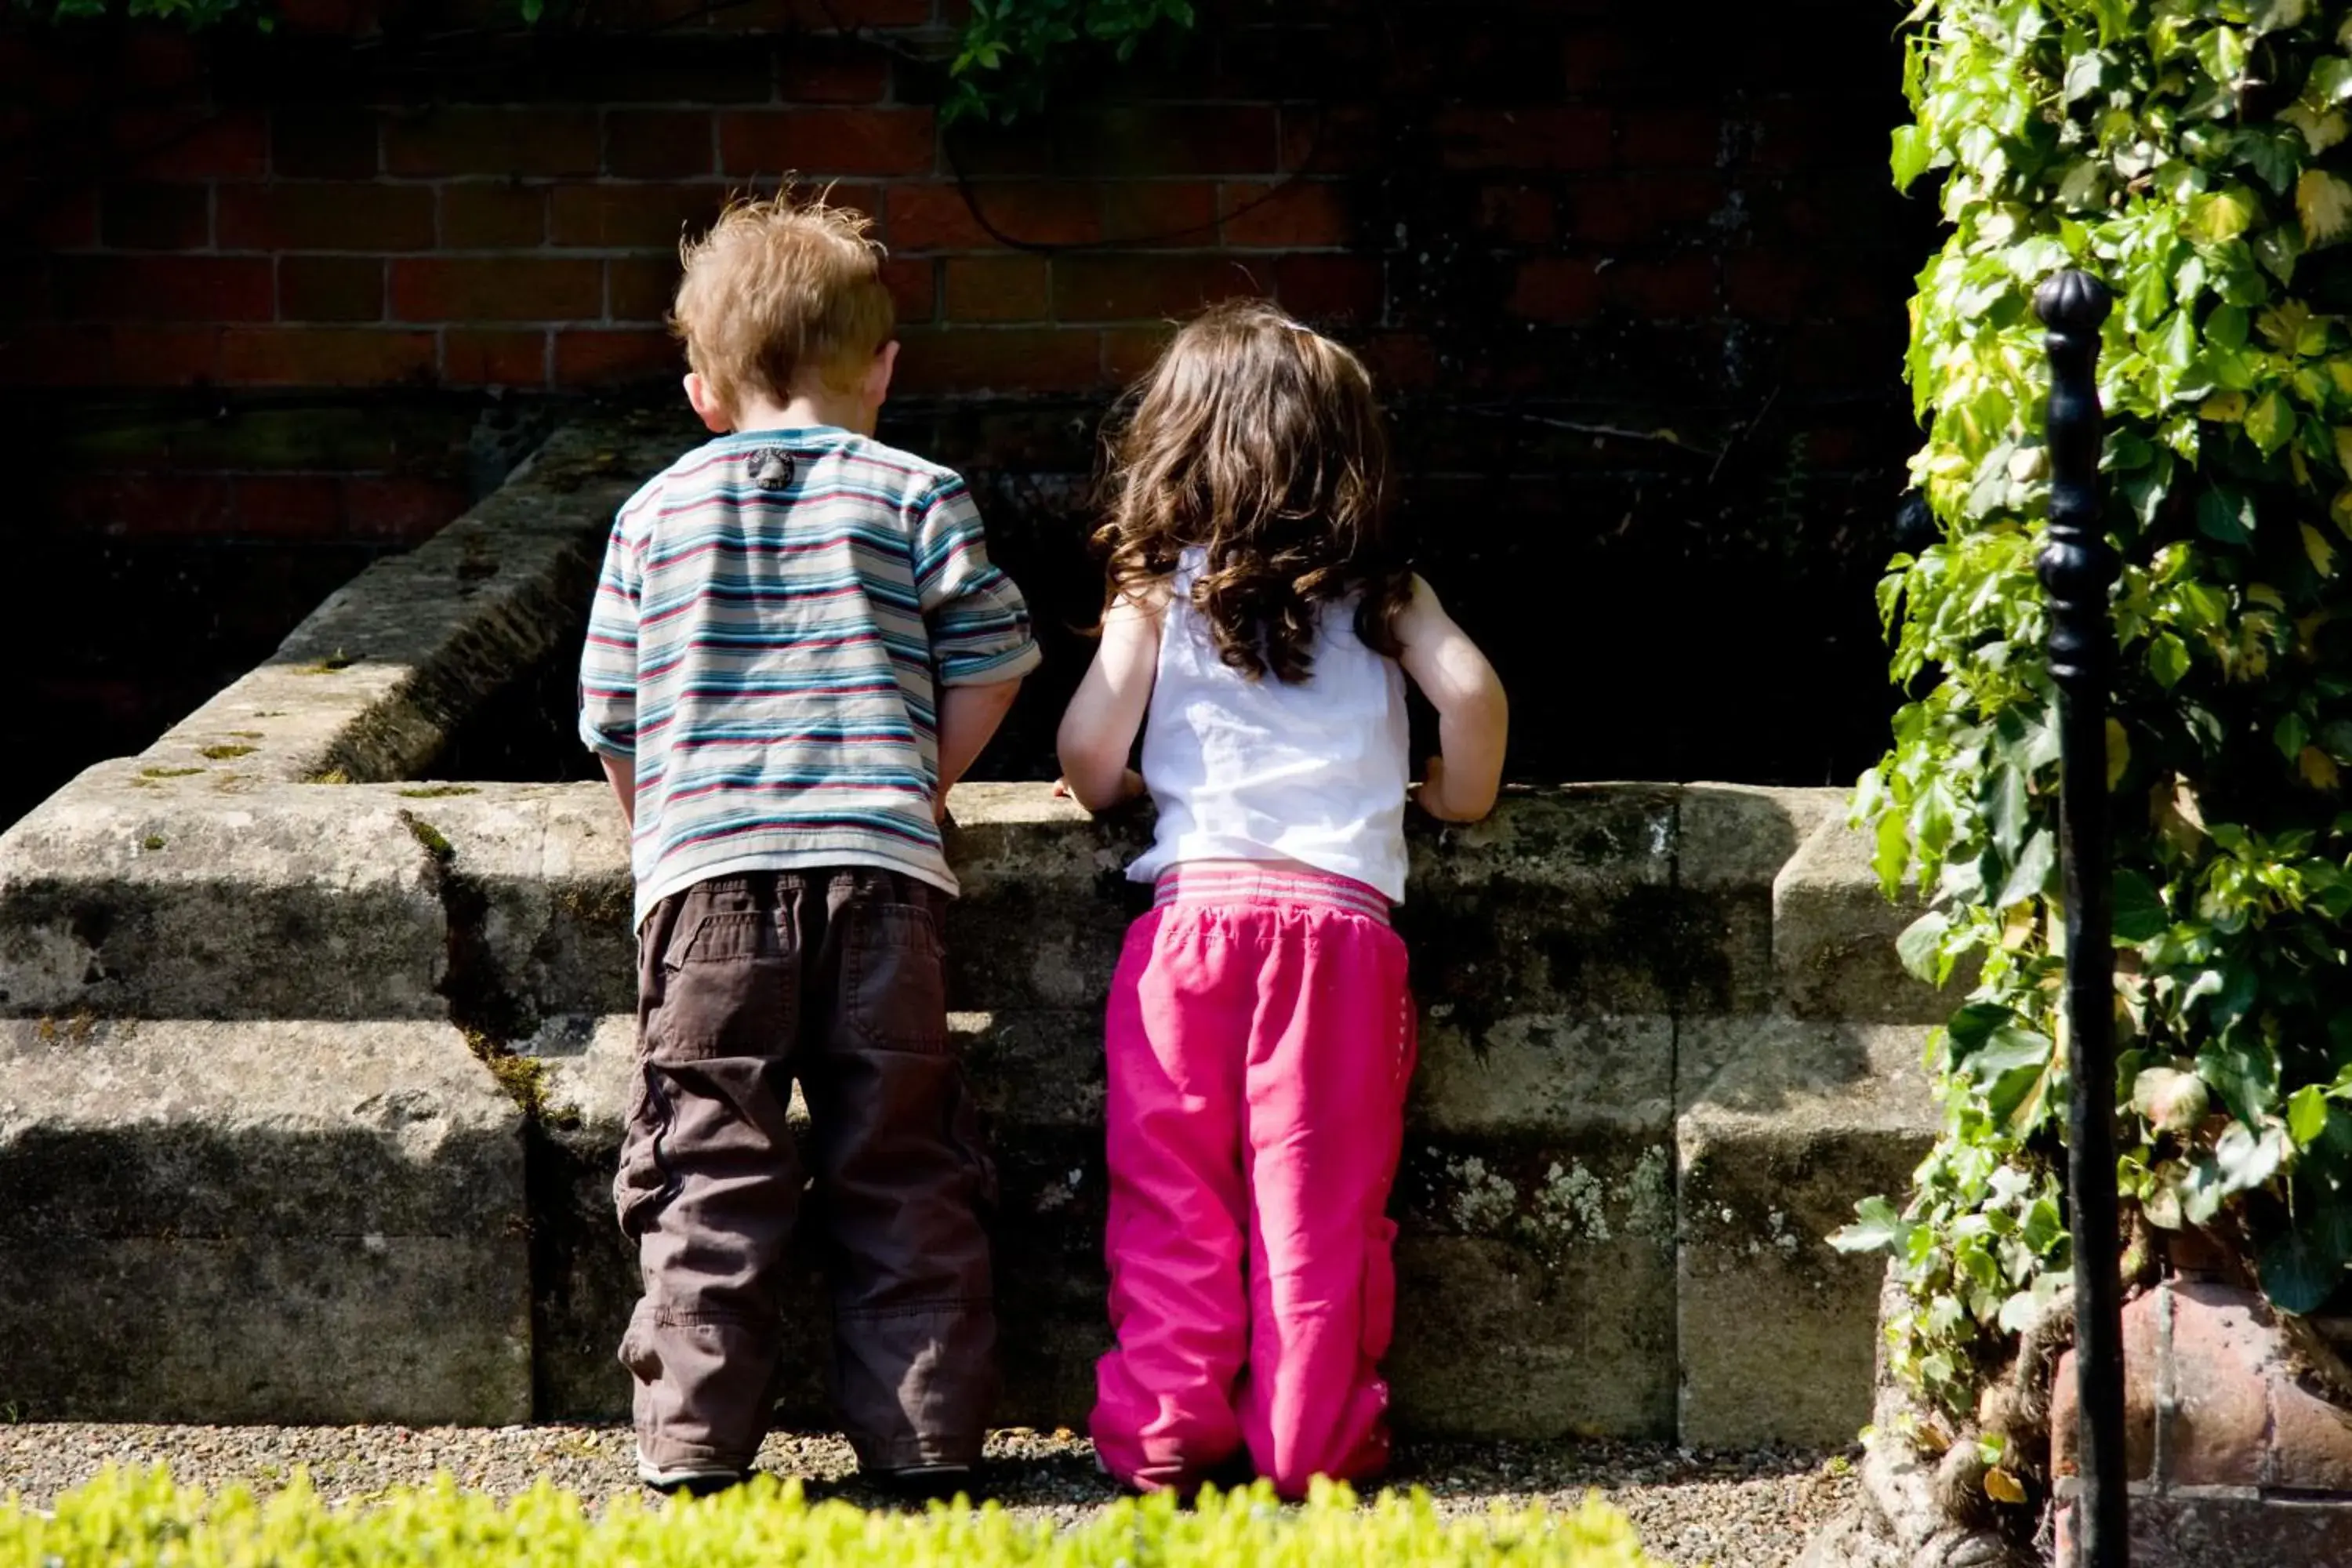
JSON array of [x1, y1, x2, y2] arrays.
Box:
[[1415, 756, 1479, 822]]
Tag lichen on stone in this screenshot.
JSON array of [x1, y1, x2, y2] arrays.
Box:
[[1445, 1154, 1520, 1235]]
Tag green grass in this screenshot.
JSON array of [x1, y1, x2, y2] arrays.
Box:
[[0, 1468, 1658, 1566]]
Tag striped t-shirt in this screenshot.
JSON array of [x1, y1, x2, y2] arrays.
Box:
[[579, 426, 1041, 927]]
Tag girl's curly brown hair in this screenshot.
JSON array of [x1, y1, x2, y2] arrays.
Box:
[[1095, 299, 1412, 684]]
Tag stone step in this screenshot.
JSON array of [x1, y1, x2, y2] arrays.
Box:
[[0, 1006, 1934, 1447], [0, 1018, 529, 1425]]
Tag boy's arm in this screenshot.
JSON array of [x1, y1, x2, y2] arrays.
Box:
[[913, 476, 1044, 817], [579, 512, 644, 829], [1395, 575, 1508, 823], [1056, 590, 1161, 812], [601, 753, 637, 830]]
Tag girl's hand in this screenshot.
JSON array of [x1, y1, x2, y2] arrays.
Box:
[[1054, 770, 1145, 811], [1415, 756, 1478, 822]]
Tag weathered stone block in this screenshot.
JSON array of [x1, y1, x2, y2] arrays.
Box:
[[1675, 1017, 1937, 1448], [0, 779, 447, 1020], [0, 1018, 530, 1422], [1773, 811, 1952, 1024], [1396, 1014, 1678, 1439]]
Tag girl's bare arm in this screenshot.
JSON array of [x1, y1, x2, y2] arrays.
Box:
[[1055, 590, 1164, 811], [1395, 575, 1508, 823]]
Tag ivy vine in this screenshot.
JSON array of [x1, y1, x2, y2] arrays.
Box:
[[12, 0, 1199, 125], [1835, 0, 2352, 1454]]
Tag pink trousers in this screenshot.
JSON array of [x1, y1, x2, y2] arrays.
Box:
[[1090, 866, 1417, 1499]]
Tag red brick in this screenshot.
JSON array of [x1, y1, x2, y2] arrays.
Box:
[[100, 183, 210, 250], [884, 256, 937, 323], [1085, 107, 1279, 176], [51, 474, 232, 536], [385, 108, 601, 177], [443, 328, 550, 386], [1601, 254, 1717, 318], [702, 0, 931, 29], [220, 327, 437, 385], [279, 256, 385, 321], [554, 328, 681, 384], [0, 180, 94, 249], [390, 257, 604, 321], [549, 183, 727, 249], [2267, 1377, 2352, 1491], [1564, 172, 1726, 245], [217, 183, 436, 251], [441, 183, 548, 249], [717, 109, 935, 177], [111, 109, 268, 179], [892, 327, 1104, 394], [1621, 108, 1720, 169], [231, 474, 345, 538], [604, 111, 714, 178], [1508, 256, 1601, 321], [2165, 1283, 2277, 1488], [55, 256, 274, 322], [1479, 183, 1557, 245], [607, 256, 681, 322], [0, 325, 222, 386], [346, 476, 465, 543], [942, 256, 1045, 324], [1054, 256, 1262, 322], [1281, 105, 1381, 173], [1101, 182, 1219, 248], [1221, 180, 1353, 248], [1559, 26, 1632, 92], [777, 40, 891, 103], [272, 110, 380, 179], [1434, 107, 1612, 171], [275, 0, 387, 31], [1274, 253, 1381, 325], [2052, 1288, 2161, 1485], [1359, 330, 1439, 390], [1102, 324, 1175, 383], [886, 182, 1099, 250]]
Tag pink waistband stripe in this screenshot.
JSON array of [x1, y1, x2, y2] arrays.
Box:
[[1152, 866, 1392, 925]]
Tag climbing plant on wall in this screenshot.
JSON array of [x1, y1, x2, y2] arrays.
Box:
[[10, 0, 1196, 125], [1837, 0, 2352, 1442]]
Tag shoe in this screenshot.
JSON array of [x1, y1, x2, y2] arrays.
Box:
[[874, 1462, 975, 1501], [636, 1448, 747, 1497]]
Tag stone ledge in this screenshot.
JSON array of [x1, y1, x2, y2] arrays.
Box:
[[1773, 812, 1951, 1025], [1, 778, 1864, 1028], [0, 1018, 531, 1424]]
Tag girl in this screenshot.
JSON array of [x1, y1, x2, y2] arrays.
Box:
[[1057, 300, 1508, 1499]]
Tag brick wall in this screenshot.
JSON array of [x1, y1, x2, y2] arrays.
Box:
[[0, 0, 1936, 822]]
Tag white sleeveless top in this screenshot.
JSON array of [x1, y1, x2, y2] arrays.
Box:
[[1127, 548, 1411, 902]]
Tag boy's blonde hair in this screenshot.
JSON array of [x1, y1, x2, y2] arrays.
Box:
[[671, 190, 895, 412]]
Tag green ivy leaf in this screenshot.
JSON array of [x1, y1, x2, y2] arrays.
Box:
[[1893, 125, 1934, 190], [2197, 485, 2257, 543], [2114, 867, 2169, 942], [1898, 909, 1953, 983], [2249, 390, 2296, 454], [1996, 829, 2056, 909], [2151, 630, 2192, 688], [2291, 1083, 2332, 1147], [2215, 1120, 2289, 1193], [1831, 1195, 1911, 1254]]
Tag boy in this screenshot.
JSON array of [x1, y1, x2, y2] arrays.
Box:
[[579, 194, 1039, 1497]]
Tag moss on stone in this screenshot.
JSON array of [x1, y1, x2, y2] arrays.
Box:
[[311, 768, 354, 785], [401, 813, 454, 862], [198, 744, 256, 760], [141, 835, 165, 852], [294, 650, 355, 675], [463, 1031, 584, 1133], [139, 767, 202, 779], [398, 785, 481, 799]]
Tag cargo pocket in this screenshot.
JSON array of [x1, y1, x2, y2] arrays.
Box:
[[613, 1062, 674, 1240], [648, 909, 796, 1062], [1360, 1215, 1399, 1362], [844, 902, 949, 1051]]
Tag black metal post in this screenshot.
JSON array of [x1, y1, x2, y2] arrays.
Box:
[[2035, 268, 2127, 1568]]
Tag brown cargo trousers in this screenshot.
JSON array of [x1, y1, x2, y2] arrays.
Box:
[[615, 868, 1000, 1475]]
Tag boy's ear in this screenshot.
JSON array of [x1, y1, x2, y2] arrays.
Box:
[[863, 340, 899, 408], [684, 372, 731, 434]]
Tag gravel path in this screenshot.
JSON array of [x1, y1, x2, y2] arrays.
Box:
[[0, 1423, 1854, 1566]]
